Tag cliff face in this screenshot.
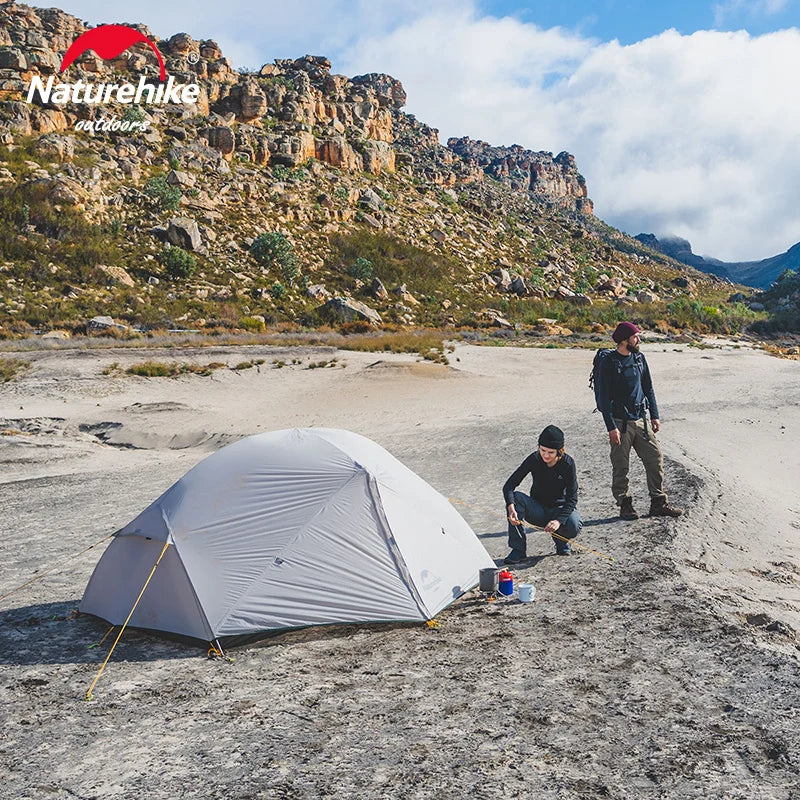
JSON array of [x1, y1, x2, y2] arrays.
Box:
[[447, 138, 592, 214], [0, 2, 591, 214]]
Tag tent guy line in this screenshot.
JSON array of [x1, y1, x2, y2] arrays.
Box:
[[0, 533, 113, 604], [448, 497, 615, 562], [85, 540, 171, 701]]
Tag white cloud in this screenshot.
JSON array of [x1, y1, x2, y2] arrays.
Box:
[[338, 16, 800, 261]]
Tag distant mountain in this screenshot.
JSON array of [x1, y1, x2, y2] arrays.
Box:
[[634, 234, 800, 289]]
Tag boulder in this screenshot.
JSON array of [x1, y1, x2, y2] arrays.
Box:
[[555, 286, 575, 300], [202, 126, 235, 156], [166, 169, 196, 189], [167, 217, 202, 251], [32, 133, 76, 162], [392, 284, 419, 305], [315, 137, 361, 170], [358, 212, 381, 228], [97, 265, 135, 288], [41, 329, 70, 340], [370, 278, 388, 300], [88, 316, 116, 330], [359, 140, 396, 174], [488, 268, 512, 291], [358, 188, 384, 212], [321, 297, 382, 327], [306, 284, 331, 302]]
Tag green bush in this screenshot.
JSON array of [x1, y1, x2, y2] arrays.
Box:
[[144, 174, 182, 212], [240, 316, 266, 332], [122, 105, 146, 125], [271, 282, 287, 299], [251, 232, 299, 284], [348, 257, 374, 281], [162, 246, 197, 279]]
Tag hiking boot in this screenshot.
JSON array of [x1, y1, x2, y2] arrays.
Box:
[[503, 550, 527, 565], [619, 498, 639, 520], [649, 497, 683, 517], [555, 542, 572, 556]]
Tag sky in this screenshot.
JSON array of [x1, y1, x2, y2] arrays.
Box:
[[59, 0, 800, 261]]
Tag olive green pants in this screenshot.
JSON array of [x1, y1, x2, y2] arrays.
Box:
[[610, 418, 666, 503]]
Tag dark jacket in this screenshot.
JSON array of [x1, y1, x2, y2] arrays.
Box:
[[599, 351, 659, 432], [503, 452, 578, 524]]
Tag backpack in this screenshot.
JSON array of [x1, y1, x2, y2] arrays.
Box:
[[589, 348, 644, 414]]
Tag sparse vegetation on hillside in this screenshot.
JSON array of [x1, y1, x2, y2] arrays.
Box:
[[0, 10, 792, 344]]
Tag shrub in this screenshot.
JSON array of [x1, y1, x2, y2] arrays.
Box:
[[251, 232, 294, 270], [270, 281, 287, 299], [280, 258, 300, 287], [122, 105, 146, 125], [0, 358, 30, 382], [162, 246, 197, 279], [126, 361, 225, 377], [348, 257, 374, 281], [239, 316, 266, 332], [144, 174, 182, 211], [272, 164, 292, 181]]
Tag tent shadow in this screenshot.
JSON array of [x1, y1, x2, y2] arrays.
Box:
[[0, 602, 435, 665], [0, 601, 206, 665]]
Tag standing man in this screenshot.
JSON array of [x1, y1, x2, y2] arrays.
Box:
[[599, 321, 683, 520]]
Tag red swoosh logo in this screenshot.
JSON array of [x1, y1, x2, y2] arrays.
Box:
[[60, 25, 167, 81]]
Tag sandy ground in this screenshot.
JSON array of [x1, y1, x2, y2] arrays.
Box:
[[0, 339, 799, 799]]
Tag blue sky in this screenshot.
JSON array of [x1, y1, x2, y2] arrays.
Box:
[[60, 1, 800, 261], [480, 0, 799, 42]]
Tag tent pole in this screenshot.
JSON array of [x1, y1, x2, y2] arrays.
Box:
[[85, 540, 171, 700]]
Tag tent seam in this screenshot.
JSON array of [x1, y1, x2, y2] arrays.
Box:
[[170, 537, 216, 641], [366, 474, 430, 619]]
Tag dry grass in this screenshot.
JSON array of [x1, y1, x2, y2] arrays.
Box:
[[125, 361, 227, 377], [0, 357, 30, 382]]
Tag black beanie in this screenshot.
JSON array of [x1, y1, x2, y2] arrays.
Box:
[[538, 425, 564, 450]]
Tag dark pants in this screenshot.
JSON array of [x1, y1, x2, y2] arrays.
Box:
[[507, 491, 582, 554]]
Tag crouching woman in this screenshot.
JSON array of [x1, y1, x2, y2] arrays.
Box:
[[502, 425, 582, 563]]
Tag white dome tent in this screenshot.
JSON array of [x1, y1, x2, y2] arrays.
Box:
[[80, 428, 494, 646]]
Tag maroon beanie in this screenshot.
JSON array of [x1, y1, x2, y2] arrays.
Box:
[[612, 321, 640, 344]]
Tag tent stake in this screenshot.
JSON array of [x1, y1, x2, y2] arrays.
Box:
[[85, 541, 171, 700]]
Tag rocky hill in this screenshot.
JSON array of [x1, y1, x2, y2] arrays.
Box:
[[635, 233, 800, 291], [0, 1, 774, 341]]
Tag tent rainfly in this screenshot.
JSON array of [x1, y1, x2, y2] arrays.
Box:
[[80, 428, 494, 643]]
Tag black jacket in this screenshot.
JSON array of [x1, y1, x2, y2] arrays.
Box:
[[599, 351, 659, 432], [503, 452, 578, 524]]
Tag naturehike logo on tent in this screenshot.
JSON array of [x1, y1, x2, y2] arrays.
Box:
[[24, 24, 201, 134]]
